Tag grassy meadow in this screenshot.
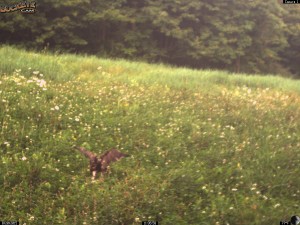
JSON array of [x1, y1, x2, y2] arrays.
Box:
[[0, 45, 299, 224]]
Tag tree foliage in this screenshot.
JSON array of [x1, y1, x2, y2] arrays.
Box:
[[0, 0, 299, 77]]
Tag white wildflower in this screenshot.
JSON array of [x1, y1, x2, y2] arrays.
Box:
[[38, 79, 46, 87], [274, 203, 280, 208]]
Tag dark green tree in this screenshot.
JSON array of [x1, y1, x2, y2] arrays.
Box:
[[241, 0, 289, 74], [0, 0, 297, 77], [280, 5, 300, 78]]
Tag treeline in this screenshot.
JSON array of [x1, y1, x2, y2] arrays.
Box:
[[0, 0, 299, 77]]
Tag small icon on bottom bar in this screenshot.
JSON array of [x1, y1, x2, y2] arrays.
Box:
[[0, 222, 19, 225], [280, 215, 300, 225], [142, 221, 159, 225]]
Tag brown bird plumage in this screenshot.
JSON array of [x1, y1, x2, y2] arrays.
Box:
[[73, 146, 129, 179]]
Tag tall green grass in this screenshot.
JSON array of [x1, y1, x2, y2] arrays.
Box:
[[1, 45, 300, 93], [0, 45, 299, 224]]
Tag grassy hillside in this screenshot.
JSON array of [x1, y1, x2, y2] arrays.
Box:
[[0, 46, 299, 224], [1, 45, 300, 93]]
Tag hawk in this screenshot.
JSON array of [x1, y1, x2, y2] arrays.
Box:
[[73, 146, 129, 179]]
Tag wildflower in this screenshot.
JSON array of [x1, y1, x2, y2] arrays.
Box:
[[231, 188, 238, 192], [22, 156, 27, 161], [38, 79, 46, 87], [33, 71, 39, 75], [55, 106, 59, 110], [251, 204, 257, 210], [274, 203, 281, 208]]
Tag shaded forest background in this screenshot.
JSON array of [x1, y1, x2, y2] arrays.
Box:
[[0, 0, 299, 77]]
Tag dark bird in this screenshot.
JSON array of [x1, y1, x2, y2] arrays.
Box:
[[73, 146, 129, 179]]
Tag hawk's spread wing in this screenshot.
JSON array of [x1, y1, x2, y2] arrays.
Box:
[[73, 146, 100, 174], [74, 146, 97, 160], [99, 148, 129, 172], [74, 146, 129, 178]]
